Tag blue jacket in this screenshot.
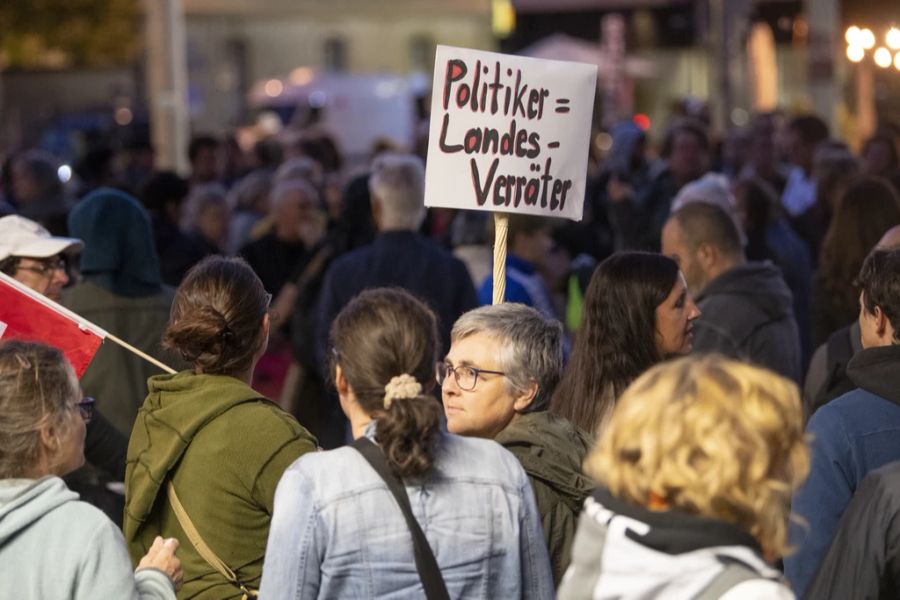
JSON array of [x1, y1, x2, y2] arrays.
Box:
[[478, 254, 557, 320], [259, 423, 555, 599], [786, 344, 900, 597]]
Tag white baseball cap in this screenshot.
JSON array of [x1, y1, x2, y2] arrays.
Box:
[[0, 215, 83, 262]]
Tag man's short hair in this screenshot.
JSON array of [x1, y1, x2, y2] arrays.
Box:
[[788, 115, 829, 146], [368, 153, 426, 231], [670, 202, 743, 258], [451, 303, 563, 412], [856, 248, 900, 342], [660, 119, 710, 158], [188, 135, 219, 162]]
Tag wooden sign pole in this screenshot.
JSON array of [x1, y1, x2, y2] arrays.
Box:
[[492, 213, 509, 305]]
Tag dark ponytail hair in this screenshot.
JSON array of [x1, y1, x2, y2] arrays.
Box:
[[163, 256, 269, 376], [329, 288, 440, 478]]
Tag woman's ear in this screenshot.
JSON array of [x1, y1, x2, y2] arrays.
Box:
[[261, 312, 271, 340], [334, 363, 350, 396], [512, 382, 539, 412]]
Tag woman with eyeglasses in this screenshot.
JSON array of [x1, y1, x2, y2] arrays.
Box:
[[440, 302, 593, 585], [260, 288, 553, 599], [0, 339, 182, 599], [124, 256, 317, 599]]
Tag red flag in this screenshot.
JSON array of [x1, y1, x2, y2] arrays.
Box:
[[0, 272, 106, 377]]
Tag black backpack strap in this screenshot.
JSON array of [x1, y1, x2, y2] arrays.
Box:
[[351, 437, 450, 600]]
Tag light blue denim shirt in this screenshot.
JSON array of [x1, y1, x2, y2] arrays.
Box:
[[260, 423, 554, 599]]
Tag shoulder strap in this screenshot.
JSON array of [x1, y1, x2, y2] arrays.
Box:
[[166, 481, 259, 599], [351, 437, 450, 600], [693, 556, 765, 599]]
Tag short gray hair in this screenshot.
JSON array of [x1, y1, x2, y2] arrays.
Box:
[[369, 153, 426, 231], [270, 178, 321, 210], [451, 303, 562, 412]]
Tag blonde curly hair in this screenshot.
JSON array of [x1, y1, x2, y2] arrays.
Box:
[[585, 354, 809, 558]]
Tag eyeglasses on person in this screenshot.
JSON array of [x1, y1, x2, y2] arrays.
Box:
[[76, 396, 95, 423], [15, 257, 66, 277], [435, 362, 505, 391]]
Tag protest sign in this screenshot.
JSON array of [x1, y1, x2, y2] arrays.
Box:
[[424, 45, 597, 221], [424, 45, 597, 303]]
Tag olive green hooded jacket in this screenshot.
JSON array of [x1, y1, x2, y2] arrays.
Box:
[[124, 371, 317, 599], [495, 410, 594, 585]]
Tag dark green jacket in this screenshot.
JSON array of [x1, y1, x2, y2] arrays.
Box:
[[124, 371, 317, 599], [495, 410, 594, 584]]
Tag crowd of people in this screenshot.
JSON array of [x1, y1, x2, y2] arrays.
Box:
[[1, 109, 900, 599]]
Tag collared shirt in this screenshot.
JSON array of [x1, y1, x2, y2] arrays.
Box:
[[260, 423, 554, 599]]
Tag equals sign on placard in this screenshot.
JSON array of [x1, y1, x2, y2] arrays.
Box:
[[555, 98, 571, 114]]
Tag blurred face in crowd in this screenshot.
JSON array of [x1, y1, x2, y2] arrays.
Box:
[[196, 203, 229, 249], [12, 255, 69, 301], [864, 140, 895, 178], [11, 160, 41, 203], [274, 188, 325, 245], [661, 218, 708, 296], [191, 145, 221, 183], [441, 332, 531, 439], [750, 129, 777, 176], [654, 271, 701, 357], [786, 127, 814, 174], [668, 131, 707, 184]]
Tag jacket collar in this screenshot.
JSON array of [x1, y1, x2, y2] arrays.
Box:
[[591, 486, 763, 556]]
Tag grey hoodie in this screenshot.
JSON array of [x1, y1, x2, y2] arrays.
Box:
[[0, 476, 174, 600], [693, 262, 803, 383]]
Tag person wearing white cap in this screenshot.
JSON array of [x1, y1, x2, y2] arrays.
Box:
[[0, 215, 82, 301], [0, 213, 131, 521]]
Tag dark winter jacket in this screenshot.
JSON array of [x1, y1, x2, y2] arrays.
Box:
[[494, 411, 593, 584], [786, 344, 900, 597], [804, 460, 900, 600], [693, 262, 802, 383], [315, 231, 477, 369]]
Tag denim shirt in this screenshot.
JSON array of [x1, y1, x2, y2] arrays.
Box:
[[260, 423, 554, 599]]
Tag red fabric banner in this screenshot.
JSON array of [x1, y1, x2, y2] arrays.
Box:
[[0, 273, 105, 377]]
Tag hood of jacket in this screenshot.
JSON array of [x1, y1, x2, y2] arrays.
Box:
[[124, 371, 267, 539], [68, 187, 162, 298], [0, 477, 76, 546], [494, 411, 593, 512], [847, 344, 900, 405], [563, 487, 783, 598], [697, 261, 794, 321]]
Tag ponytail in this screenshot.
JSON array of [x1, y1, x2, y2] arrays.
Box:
[[375, 375, 440, 478]]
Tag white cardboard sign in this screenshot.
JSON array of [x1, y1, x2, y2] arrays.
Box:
[[424, 45, 597, 222]]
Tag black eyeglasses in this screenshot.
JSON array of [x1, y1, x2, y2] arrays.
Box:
[[436, 362, 505, 391], [15, 257, 66, 277], [76, 396, 95, 423]]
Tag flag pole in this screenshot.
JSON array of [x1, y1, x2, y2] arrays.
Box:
[[492, 213, 508, 305], [106, 333, 177, 374]]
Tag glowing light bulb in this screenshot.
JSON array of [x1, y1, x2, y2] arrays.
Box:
[[845, 26, 862, 45], [861, 28, 876, 49], [874, 46, 892, 68], [847, 45, 865, 63], [887, 27, 900, 50]]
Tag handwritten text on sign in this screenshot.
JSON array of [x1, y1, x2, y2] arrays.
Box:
[[424, 46, 597, 221]]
